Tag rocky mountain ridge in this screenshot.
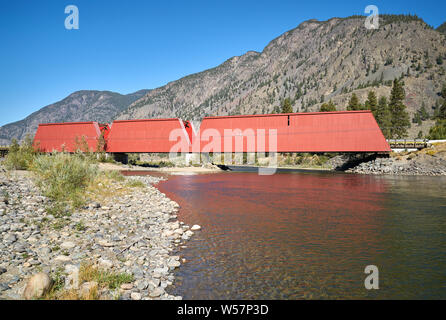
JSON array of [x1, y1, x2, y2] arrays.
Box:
[[2, 14, 446, 143], [117, 15, 446, 138]]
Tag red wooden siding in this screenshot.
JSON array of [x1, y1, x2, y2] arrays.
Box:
[[33, 122, 102, 153], [198, 111, 391, 153], [106, 118, 191, 153]]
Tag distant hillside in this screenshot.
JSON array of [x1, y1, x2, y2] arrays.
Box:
[[0, 90, 149, 144], [118, 14, 446, 138]]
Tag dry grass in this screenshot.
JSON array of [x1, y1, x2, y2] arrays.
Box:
[[78, 263, 133, 290], [431, 141, 446, 151], [426, 149, 437, 156], [389, 142, 446, 161], [58, 287, 98, 300], [42, 262, 133, 300], [86, 170, 145, 204]]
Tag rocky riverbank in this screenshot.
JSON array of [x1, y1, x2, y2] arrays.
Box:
[[346, 144, 446, 176], [0, 169, 199, 300]]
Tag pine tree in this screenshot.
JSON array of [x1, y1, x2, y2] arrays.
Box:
[[389, 79, 410, 138], [412, 112, 422, 126], [439, 84, 446, 120], [428, 120, 446, 139], [364, 91, 378, 113], [427, 84, 446, 139], [419, 102, 429, 121], [375, 96, 392, 138], [347, 93, 361, 110], [320, 100, 336, 112], [272, 106, 280, 114], [281, 98, 293, 113]]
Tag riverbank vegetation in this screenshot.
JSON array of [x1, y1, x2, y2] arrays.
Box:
[[3, 136, 37, 170], [42, 262, 134, 300], [2, 139, 144, 217]]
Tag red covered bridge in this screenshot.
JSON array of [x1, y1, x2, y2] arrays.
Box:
[[33, 122, 107, 153], [32, 111, 391, 154]]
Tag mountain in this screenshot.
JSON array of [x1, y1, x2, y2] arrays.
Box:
[[2, 14, 446, 143], [118, 14, 446, 138], [0, 90, 149, 144]]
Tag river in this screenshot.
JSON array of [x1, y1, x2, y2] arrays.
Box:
[[153, 171, 446, 299]]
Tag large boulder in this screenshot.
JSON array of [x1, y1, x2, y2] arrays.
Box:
[[22, 273, 53, 300]]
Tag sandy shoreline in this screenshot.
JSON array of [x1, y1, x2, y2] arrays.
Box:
[[98, 162, 332, 174], [98, 162, 222, 173]]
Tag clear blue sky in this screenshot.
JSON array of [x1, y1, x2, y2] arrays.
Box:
[[1, 0, 445, 126]]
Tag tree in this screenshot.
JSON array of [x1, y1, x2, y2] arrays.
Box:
[[364, 91, 378, 113], [347, 93, 361, 111], [412, 112, 422, 126], [320, 100, 336, 112], [388, 79, 410, 138], [375, 96, 392, 138], [439, 84, 446, 120], [10, 138, 20, 153], [427, 84, 446, 139], [427, 120, 446, 139], [281, 98, 293, 113], [419, 102, 430, 121]]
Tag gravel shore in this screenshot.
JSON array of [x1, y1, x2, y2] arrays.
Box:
[[0, 169, 197, 300], [346, 148, 446, 176]]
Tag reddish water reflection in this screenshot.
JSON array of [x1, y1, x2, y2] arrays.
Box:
[[155, 172, 446, 299]]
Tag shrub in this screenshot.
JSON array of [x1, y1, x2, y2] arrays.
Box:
[[427, 120, 446, 139], [134, 160, 175, 168], [128, 153, 139, 165], [31, 153, 98, 209], [4, 135, 37, 170]]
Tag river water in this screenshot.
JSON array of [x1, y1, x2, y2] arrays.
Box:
[[153, 171, 446, 299]]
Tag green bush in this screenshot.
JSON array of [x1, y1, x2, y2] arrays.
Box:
[[4, 136, 37, 170], [134, 160, 175, 167], [31, 153, 98, 209], [428, 120, 446, 139]]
